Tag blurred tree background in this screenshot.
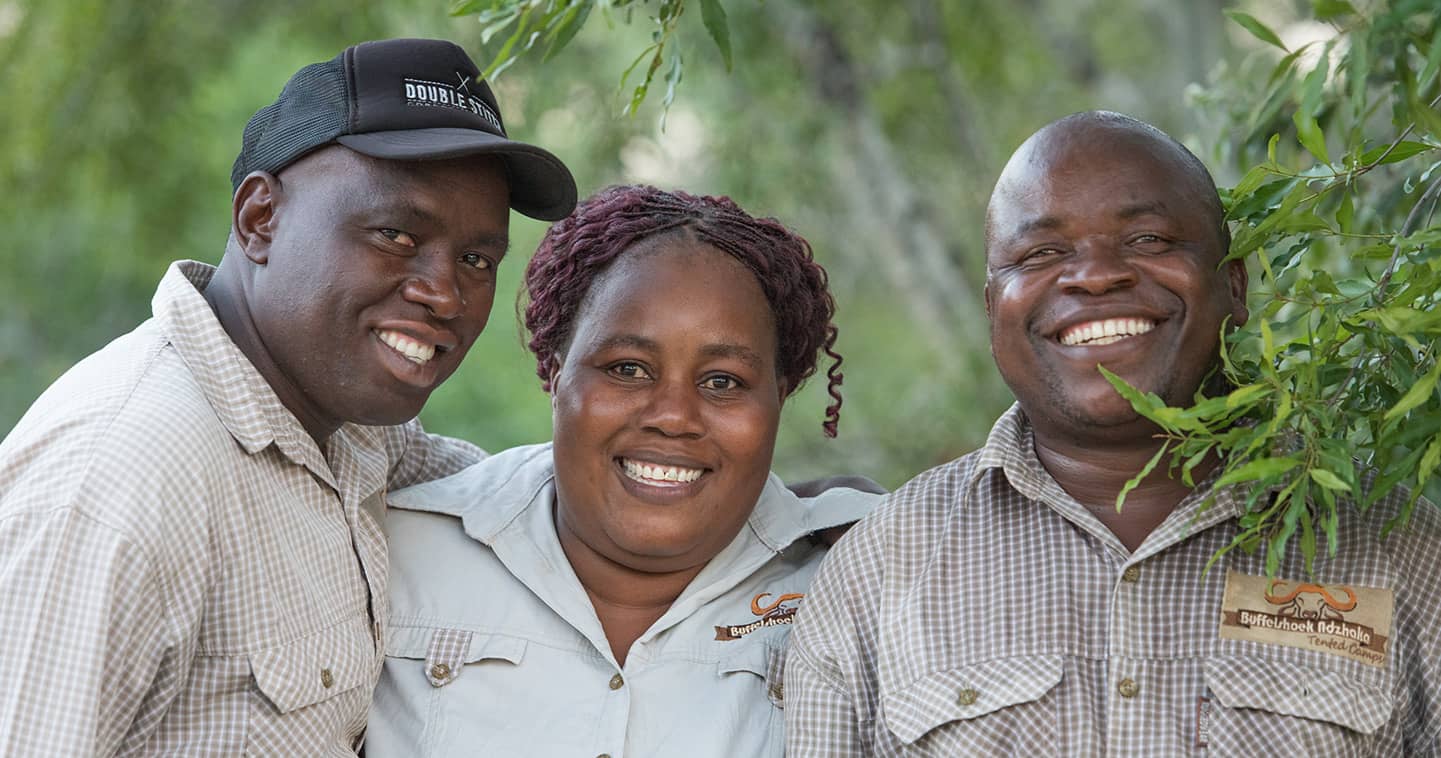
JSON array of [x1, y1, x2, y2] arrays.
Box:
[[0, 0, 1390, 488]]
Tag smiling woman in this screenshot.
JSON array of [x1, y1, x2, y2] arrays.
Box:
[[365, 185, 879, 757]]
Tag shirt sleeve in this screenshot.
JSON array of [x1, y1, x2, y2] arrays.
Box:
[[0, 506, 177, 755], [385, 418, 486, 490], [785, 517, 886, 756]]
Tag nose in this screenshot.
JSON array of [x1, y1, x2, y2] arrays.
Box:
[[639, 377, 705, 439], [401, 255, 464, 320], [1057, 239, 1138, 295]]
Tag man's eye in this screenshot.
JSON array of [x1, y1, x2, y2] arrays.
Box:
[[608, 362, 651, 380], [380, 228, 417, 247], [1131, 234, 1172, 252], [460, 252, 492, 270], [1021, 248, 1062, 265], [701, 375, 740, 391]]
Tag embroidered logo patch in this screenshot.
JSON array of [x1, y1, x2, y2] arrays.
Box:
[[1218, 570, 1393, 666], [714, 592, 803, 641]]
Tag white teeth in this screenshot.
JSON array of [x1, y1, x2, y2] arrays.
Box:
[[376, 330, 436, 364], [1059, 318, 1156, 346], [622, 458, 704, 485]]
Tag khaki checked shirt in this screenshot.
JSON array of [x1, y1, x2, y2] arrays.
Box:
[[786, 404, 1441, 756], [0, 261, 482, 756]]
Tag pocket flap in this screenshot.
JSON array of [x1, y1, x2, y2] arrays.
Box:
[[249, 615, 374, 714], [883, 656, 1063, 744], [386, 625, 527, 687], [717, 642, 786, 707], [1205, 657, 1392, 734]]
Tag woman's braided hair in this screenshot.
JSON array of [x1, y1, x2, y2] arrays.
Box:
[[522, 184, 844, 437]]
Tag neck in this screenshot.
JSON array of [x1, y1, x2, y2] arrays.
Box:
[[555, 506, 705, 666], [204, 257, 338, 444], [1030, 425, 1216, 552]]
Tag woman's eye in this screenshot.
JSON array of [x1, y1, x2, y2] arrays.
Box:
[[608, 362, 651, 380], [380, 228, 417, 247], [460, 252, 491, 270]]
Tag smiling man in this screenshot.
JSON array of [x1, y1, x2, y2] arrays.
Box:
[[785, 111, 1441, 755], [0, 39, 574, 755]]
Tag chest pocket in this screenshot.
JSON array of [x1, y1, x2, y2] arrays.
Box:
[[718, 641, 787, 707], [385, 625, 529, 686], [882, 656, 1063, 753], [1203, 657, 1392, 755], [248, 614, 376, 714]]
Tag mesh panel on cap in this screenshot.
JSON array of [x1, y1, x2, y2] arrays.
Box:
[[230, 58, 351, 188]]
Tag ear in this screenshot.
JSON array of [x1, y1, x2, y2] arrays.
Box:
[[983, 277, 994, 321], [232, 172, 282, 265], [546, 358, 563, 410], [1224, 258, 1249, 328]]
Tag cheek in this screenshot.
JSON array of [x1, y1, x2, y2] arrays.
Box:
[[715, 403, 782, 469]]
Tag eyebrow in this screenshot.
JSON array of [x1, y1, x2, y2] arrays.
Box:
[[1115, 201, 1168, 220], [591, 334, 766, 368], [700, 343, 765, 369], [365, 197, 510, 251], [1012, 202, 1171, 237]]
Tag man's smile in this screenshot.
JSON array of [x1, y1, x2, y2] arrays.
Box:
[[375, 328, 438, 364], [1057, 317, 1158, 347]]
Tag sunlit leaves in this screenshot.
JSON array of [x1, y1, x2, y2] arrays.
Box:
[[455, 0, 736, 116], [1121, 3, 1441, 575]]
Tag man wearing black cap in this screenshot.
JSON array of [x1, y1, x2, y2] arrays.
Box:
[[0, 39, 576, 754]]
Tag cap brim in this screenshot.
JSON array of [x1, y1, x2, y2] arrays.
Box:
[[338, 128, 577, 221]]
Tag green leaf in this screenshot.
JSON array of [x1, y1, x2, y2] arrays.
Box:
[[1098, 365, 1165, 416], [1228, 164, 1276, 209], [659, 49, 683, 129], [1415, 435, 1441, 488], [1293, 110, 1330, 165], [698, 0, 733, 71], [1310, 0, 1355, 21], [1225, 10, 1288, 52], [1216, 456, 1302, 488], [1299, 48, 1330, 117], [544, 1, 595, 62], [1115, 442, 1170, 512], [1337, 190, 1354, 234], [1225, 382, 1272, 410], [1421, 20, 1441, 89], [1298, 503, 1316, 574], [1310, 467, 1352, 492], [1383, 359, 1441, 421]]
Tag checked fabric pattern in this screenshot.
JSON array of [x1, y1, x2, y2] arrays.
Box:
[[786, 404, 1441, 756]]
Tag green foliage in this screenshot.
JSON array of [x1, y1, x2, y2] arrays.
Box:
[[452, 0, 733, 117], [1114, 0, 1441, 574]]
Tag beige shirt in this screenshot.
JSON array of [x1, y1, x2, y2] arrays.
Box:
[[787, 404, 1441, 756], [0, 261, 482, 756], [366, 443, 879, 758]]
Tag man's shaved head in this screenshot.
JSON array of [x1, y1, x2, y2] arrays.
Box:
[[980, 110, 1248, 448], [985, 111, 1228, 265]]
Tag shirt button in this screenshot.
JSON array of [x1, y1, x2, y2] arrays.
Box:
[[1117, 677, 1139, 698], [957, 688, 979, 706], [430, 663, 452, 681], [320, 668, 335, 689], [609, 673, 625, 690], [1121, 566, 1141, 583]]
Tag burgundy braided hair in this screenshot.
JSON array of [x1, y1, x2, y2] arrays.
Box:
[[522, 184, 844, 437]]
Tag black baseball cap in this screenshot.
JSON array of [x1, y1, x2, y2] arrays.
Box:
[[231, 38, 577, 221]]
